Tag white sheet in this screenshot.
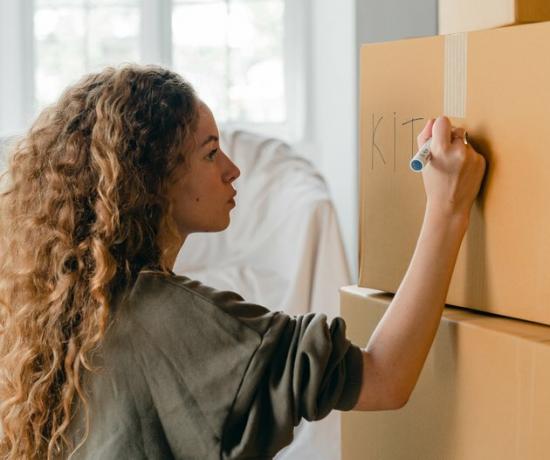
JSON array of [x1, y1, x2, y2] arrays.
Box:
[[174, 130, 352, 460]]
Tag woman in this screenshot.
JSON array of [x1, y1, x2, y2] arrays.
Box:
[[0, 65, 485, 459]]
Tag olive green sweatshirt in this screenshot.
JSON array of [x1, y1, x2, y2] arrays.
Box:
[[66, 270, 363, 459]]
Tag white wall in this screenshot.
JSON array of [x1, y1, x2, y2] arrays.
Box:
[[356, 0, 437, 44], [306, 0, 437, 283], [306, 0, 358, 281]]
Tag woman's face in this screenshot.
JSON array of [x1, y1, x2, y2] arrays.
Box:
[[167, 102, 240, 239]]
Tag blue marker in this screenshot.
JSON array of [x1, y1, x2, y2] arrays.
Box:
[[410, 138, 432, 172], [410, 131, 469, 172]]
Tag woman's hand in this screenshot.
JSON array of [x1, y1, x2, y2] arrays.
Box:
[[417, 116, 486, 221]]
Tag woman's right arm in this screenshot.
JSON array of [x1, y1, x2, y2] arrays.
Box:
[[353, 116, 486, 411]]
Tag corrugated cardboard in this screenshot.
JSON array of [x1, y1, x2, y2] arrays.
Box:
[[439, 0, 550, 34], [358, 21, 550, 325], [340, 286, 550, 460]]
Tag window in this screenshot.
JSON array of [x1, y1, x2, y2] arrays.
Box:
[[172, 0, 285, 124], [0, 0, 305, 140], [34, 0, 141, 109]]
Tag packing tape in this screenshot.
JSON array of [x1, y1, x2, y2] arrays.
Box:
[[444, 33, 467, 118]]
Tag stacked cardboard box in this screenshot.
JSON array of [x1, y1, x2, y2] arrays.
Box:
[[439, 0, 550, 34], [359, 20, 550, 325], [340, 286, 550, 460], [345, 4, 550, 459]]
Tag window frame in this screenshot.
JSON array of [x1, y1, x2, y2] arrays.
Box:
[[0, 0, 309, 143], [0, 0, 35, 138]]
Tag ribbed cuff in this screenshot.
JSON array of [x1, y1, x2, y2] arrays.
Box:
[[335, 344, 363, 411]]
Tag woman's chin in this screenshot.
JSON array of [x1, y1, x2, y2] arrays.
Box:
[[206, 218, 231, 233]]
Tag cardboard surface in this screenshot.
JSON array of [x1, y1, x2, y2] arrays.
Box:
[[340, 286, 550, 460], [358, 21, 550, 325], [438, 0, 550, 34]]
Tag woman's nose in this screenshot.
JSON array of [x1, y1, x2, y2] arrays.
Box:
[[229, 161, 240, 183], [222, 152, 240, 183]]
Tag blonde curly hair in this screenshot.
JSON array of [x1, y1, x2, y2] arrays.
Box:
[[0, 64, 199, 458]]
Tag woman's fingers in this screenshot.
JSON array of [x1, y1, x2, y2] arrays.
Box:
[[431, 116, 453, 154], [417, 118, 435, 149], [417, 118, 466, 150], [451, 127, 466, 142]]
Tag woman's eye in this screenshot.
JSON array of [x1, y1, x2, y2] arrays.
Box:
[[206, 149, 218, 161]]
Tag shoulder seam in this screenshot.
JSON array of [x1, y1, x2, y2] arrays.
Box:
[[138, 271, 265, 340]]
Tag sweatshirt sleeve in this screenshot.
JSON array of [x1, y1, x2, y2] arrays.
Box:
[[220, 309, 363, 459]]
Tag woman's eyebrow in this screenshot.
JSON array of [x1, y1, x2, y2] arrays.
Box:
[[200, 135, 218, 147]]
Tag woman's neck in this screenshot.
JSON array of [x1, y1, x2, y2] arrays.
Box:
[[162, 234, 187, 271]]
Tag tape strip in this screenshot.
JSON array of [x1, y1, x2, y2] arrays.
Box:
[[444, 33, 468, 118]]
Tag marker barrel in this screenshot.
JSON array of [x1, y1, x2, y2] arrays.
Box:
[[410, 139, 432, 172]]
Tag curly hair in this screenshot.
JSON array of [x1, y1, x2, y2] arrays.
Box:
[[0, 64, 199, 458]]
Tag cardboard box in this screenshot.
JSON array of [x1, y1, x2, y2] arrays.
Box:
[[439, 0, 550, 34], [340, 286, 550, 460], [359, 21, 550, 325]]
